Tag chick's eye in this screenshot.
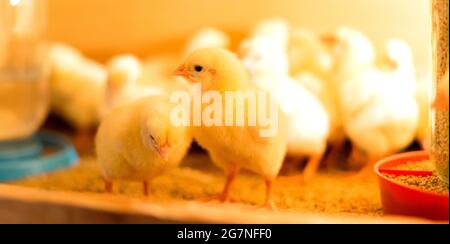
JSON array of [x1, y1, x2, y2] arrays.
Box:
[[194, 65, 204, 72], [150, 135, 155, 142]]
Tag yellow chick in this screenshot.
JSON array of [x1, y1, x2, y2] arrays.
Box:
[[48, 43, 107, 130], [96, 96, 192, 195], [183, 27, 230, 57], [103, 55, 163, 114], [175, 48, 288, 208]]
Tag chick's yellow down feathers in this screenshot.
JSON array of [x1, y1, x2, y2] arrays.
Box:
[[103, 55, 164, 115], [96, 96, 192, 195], [48, 43, 107, 130], [175, 48, 288, 208]]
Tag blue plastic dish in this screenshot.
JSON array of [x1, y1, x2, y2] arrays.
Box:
[[0, 131, 79, 182]]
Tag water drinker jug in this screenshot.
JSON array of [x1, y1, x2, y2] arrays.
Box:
[[0, 0, 78, 181]]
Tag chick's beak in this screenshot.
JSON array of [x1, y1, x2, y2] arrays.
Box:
[[158, 144, 170, 161], [174, 65, 187, 77]]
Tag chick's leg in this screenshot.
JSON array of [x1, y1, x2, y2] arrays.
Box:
[[302, 154, 323, 183], [219, 167, 240, 202], [264, 179, 276, 210], [104, 180, 113, 193], [143, 181, 151, 196]]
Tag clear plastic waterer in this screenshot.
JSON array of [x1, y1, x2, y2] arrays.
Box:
[[0, 0, 77, 181], [0, 0, 48, 140]]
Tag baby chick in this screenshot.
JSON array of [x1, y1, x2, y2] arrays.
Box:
[[326, 27, 376, 76], [379, 39, 417, 96], [103, 55, 163, 114], [337, 39, 419, 169], [240, 21, 329, 181], [289, 28, 334, 77], [96, 96, 192, 195], [288, 30, 346, 166], [183, 27, 230, 57], [48, 43, 107, 130], [321, 27, 377, 166], [175, 48, 288, 208]]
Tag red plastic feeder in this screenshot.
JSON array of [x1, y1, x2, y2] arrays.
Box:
[[375, 151, 449, 221]]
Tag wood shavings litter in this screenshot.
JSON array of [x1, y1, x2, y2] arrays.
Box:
[[13, 152, 383, 217]]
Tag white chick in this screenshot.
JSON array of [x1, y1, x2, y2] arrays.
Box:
[[337, 39, 419, 168], [103, 55, 164, 115], [48, 43, 107, 130], [240, 20, 330, 181], [252, 18, 291, 47], [294, 72, 343, 144], [318, 27, 377, 165], [96, 96, 192, 195], [289, 28, 334, 77], [175, 48, 288, 208], [380, 40, 428, 150], [288, 29, 346, 165], [327, 27, 376, 76], [379, 39, 417, 96], [183, 27, 230, 57]]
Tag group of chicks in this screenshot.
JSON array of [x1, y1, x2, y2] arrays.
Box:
[[48, 19, 428, 208]]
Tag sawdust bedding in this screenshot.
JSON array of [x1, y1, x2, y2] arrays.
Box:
[[13, 150, 383, 217]]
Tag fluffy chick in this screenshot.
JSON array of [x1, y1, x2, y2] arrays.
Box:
[[175, 48, 288, 208], [183, 27, 230, 57], [103, 55, 164, 115], [326, 27, 376, 76], [338, 39, 419, 168], [320, 27, 377, 165], [289, 28, 334, 77], [96, 96, 192, 195], [48, 43, 107, 130], [241, 22, 329, 181], [289, 30, 347, 167]]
